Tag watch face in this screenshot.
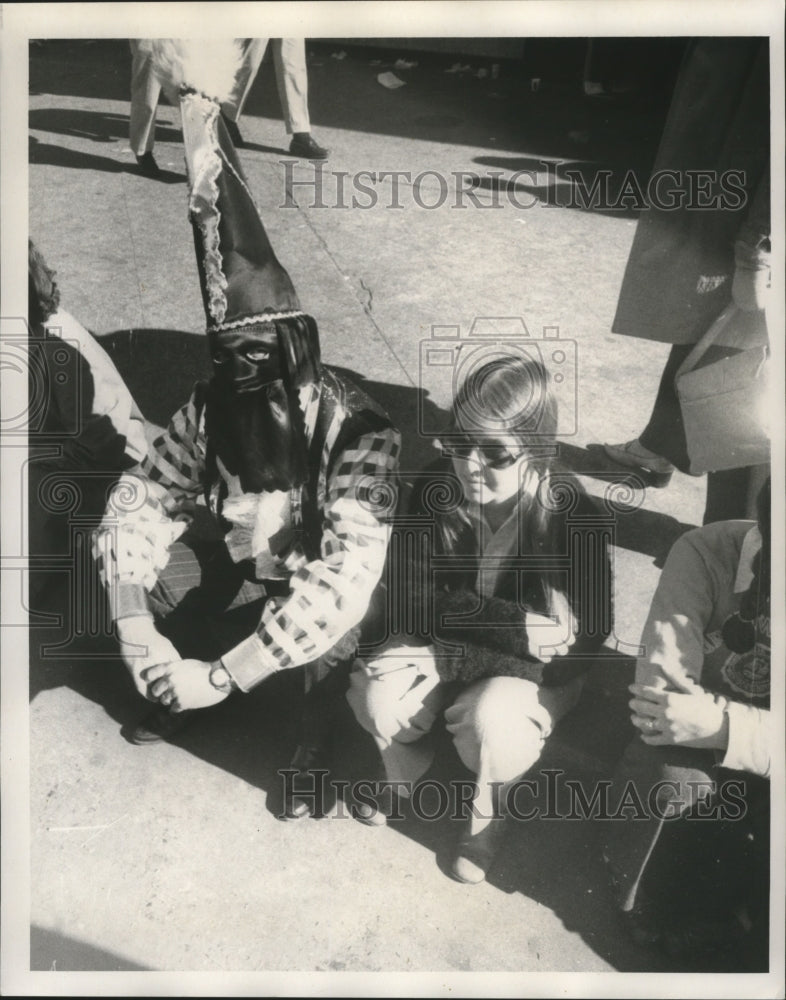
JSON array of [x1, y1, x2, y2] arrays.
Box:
[[210, 665, 232, 691]]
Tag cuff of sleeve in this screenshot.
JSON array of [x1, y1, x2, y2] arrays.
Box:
[[114, 583, 151, 621], [221, 632, 279, 693], [720, 701, 770, 777]]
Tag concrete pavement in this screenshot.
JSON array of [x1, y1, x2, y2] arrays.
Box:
[[24, 39, 720, 978]]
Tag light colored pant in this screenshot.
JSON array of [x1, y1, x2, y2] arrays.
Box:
[[129, 40, 162, 155], [347, 659, 584, 833], [221, 38, 310, 133]]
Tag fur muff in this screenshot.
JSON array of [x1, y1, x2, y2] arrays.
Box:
[[433, 589, 535, 659]]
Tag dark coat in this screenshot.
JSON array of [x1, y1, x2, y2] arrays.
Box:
[[612, 38, 770, 346], [398, 461, 613, 688]]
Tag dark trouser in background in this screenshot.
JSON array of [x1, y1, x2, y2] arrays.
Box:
[[639, 343, 769, 524], [603, 736, 769, 964], [146, 537, 359, 752]]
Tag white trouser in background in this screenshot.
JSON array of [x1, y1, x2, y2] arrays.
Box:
[[221, 38, 310, 134], [128, 40, 162, 155]]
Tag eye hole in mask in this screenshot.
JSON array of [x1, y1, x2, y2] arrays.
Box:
[[212, 347, 272, 366], [246, 348, 271, 363]]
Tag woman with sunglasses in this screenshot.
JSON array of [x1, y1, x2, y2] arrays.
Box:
[[347, 354, 613, 883]]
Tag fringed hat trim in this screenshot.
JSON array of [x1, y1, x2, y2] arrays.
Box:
[[209, 310, 306, 334]]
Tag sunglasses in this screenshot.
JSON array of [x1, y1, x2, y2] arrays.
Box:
[[444, 440, 527, 470]]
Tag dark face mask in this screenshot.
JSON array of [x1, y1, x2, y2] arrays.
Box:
[[205, 320, 320, 493]]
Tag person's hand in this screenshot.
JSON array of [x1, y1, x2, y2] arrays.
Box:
[[364, 645, 440, 680], [141, 659, 231, 712], [116, 615, 181, 700], [524, 607, 577, 663], [628, 668, 728, 749]]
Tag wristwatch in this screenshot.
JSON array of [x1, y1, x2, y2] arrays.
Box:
[[209, 661, 236, 694]]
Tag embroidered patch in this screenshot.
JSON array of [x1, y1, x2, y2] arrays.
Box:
[[721, 643, 770, 699]]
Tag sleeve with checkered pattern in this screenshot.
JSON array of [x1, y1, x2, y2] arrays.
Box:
[[93, 389, 207, 620], [221, 425, 401, 690]]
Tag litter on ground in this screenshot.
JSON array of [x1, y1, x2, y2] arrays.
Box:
[[377, 72, 406, 90]]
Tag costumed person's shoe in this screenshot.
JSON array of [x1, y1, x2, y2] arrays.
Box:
[[135, 152, 161, 178], [220, 113, 245, 149], [602, 438, 675, 487], [451, 816, 506, 885], [289, 132, 329, 160], [281, 744, 331, 821], [129, 707, 194, 745], [354, 800, 389, 826], [352, 785, 396, 827]]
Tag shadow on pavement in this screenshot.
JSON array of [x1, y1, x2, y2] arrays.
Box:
[[30, 106, 181, 145], [27, 589, 690, 974], [471, 155, 650, 220], [31, 924, 149, 971], [557, 441, 696, 566], [30, 38, 682, 188], [99, 329, 210, 427], [29, 135, 184, 182]]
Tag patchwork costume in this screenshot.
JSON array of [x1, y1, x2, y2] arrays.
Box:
[[94, 42, 400, 800]]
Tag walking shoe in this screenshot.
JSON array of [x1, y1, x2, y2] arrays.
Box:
[[221, 113, 245, 149], [288, 132, 329, 160], [451, 816, 506, 884], [135, 152, 161, 178], [129, 707, 194, 745], [602, 438, 675, 487], [281, 744, 331, 821]]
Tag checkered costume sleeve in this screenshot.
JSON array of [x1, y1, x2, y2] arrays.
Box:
[[93, 388, 207, 619], [221, 425, 401, 690]]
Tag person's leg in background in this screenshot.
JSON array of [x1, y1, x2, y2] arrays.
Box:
[[129, 40, 163, 178], [604, 343, 693, 485], [220, 38, 269, 148], [273, 39, 329, 160]]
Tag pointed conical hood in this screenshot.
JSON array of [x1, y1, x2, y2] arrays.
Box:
[[148, 39, 304, 333]]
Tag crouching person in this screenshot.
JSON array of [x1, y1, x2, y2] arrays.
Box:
[[28, 239, 148, 610], [347, 355, 613, 883], [93, 44, 400, 820], [603, 480, 771, 969]]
